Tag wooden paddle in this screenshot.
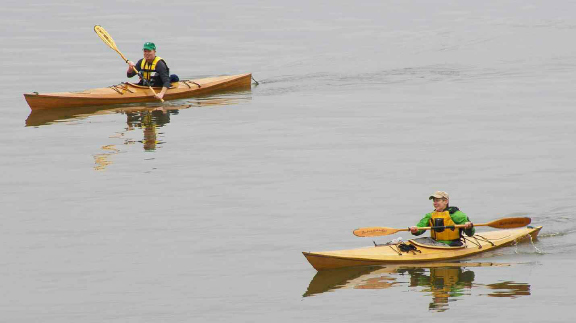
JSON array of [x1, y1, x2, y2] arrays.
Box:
[[94, 25, 163, 102], [353, 217, 531, 237]]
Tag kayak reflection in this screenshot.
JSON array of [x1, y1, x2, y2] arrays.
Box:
[[25, 93, 250, 171], [303, 263, 531, 312], [25, 93, 250, 127]]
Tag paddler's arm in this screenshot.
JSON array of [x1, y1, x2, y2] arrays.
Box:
[[156, 60, 171, 87], [154, 61, 171, 100], [410, 213, 432, 236], [452, 211, 475, 236]]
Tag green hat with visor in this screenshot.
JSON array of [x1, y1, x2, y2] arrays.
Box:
[[143, 42, 156, 51]]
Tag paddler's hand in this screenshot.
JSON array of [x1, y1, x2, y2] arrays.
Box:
[[409, 226, 419, 234], [155, 87, 168, 101], [127, 61, 136, 74], [464, 222, 473, 229]]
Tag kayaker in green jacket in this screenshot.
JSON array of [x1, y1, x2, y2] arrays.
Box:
[[409, 191, 475, 246]]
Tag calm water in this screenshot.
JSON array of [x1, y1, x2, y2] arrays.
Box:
[[1, 0, 576, 322]]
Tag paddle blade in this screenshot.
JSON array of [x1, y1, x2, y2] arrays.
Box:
[[486, 217, 531, 229], [94, 25, 117, 49], [353, 227, 403, 237]]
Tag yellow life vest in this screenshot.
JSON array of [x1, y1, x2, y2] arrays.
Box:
[[140, 56, 164, 82], [429, 211, 461, 241], [142, 112, 157, 151], [430, 267, 460, 292]]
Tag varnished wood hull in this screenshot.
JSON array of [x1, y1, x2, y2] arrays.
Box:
[[303, 226, 542, 271], [24, 73, 252, 110]]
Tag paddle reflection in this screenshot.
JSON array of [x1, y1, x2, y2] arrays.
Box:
[[303, 263, 531, 312], [92, 107, 182, 170]]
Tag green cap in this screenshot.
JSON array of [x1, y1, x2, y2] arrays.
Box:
[[143, 42, 156, 51]]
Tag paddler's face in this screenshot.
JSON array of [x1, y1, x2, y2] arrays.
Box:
[[432, 198, 448, 212], [143, 49, 156, 62]]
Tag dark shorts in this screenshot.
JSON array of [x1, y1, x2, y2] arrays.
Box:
[[448, 240, 464, 247]]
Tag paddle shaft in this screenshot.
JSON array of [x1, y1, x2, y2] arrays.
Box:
[[416, 223, 475, 231], [355, 224, 472, 235], [353, 217, 531, 237]]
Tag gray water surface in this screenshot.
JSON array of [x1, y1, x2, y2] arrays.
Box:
[[1, 1, 575, 322]]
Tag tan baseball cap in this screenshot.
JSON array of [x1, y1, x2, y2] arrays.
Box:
[[429, 191, 449, 200]]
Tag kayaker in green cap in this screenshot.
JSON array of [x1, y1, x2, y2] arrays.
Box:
[[409, 191, 475, 246], [126, 42, 179, 100]]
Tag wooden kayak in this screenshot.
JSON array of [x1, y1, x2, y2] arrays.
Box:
[[24, 73, 252, 110], [303, 226, 542, 271]]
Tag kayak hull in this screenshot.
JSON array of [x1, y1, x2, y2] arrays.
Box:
[[303, 226, 542, 271], [24, 73, 252, 110]]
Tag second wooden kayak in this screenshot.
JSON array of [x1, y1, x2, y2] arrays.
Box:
[[24, 73, 252, 110], [303, 226, 542, 271]]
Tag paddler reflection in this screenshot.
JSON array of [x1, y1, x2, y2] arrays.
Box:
[[402, 266, 474, 312], [125, 109, 173, 151], [303, 263, 531, 312], [92, 107, 180, 170]]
